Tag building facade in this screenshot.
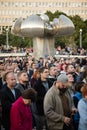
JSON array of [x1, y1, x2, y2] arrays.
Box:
[[0, 0, 87, 31]]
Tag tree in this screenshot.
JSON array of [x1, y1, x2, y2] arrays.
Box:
[[69, 15, 87, 48], [9, 34, 33, 48], [0, 34, 6, 46]]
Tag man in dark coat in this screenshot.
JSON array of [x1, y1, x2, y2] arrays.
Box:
[[33, 67, 52, 130], [0, 71, 21, 130]]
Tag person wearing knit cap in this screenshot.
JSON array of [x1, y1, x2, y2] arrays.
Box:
[[10, 88, 37, 130], [57, 74, 68, 83], [44, 74, 77, 130]]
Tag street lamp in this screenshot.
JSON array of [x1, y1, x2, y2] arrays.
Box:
[[6, 28, 9, 50], [79, 29, 82, 48]]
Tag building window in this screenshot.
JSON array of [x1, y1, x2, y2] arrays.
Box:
[[12, 11, 15, 15], [65, 2, 68, 7], [1, 1, 4, 7], [6, 10, 9, 15], [2, 10, 5, 15], [22, 2, 26, 7], [62, 2, 64, 7], [29, 2, 31, 5], [15, 2, 19, 7], [12, 2, 14, 7]]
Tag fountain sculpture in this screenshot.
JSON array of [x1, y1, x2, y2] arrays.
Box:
[[11, 14, 74, 58]]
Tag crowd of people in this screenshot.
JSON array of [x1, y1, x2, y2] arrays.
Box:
[[0, 54, 87, 130], [0, 46, 87, 56]]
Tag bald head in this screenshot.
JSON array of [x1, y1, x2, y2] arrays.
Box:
[[5, 72, 16, 89]]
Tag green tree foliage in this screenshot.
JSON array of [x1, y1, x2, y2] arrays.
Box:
[[46, 11, 67, 21], [0, 31, 33, 48], [69, 15, 86, 48], [9, 33, 33, 48], [0, 34, 6, 46]]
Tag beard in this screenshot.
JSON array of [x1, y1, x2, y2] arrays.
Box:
[[59, 88, 68, 94]]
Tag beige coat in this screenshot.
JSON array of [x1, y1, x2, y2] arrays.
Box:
[[44, 85, 65, 130]]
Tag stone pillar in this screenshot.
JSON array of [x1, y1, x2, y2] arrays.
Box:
[[33, 36, 55, 58]]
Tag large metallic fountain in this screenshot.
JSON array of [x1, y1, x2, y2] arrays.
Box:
[[11, 14, 74, 58]]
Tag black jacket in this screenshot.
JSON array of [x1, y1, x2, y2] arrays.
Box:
[[0, 86, 21, 129], [34, 78, 52, 116]]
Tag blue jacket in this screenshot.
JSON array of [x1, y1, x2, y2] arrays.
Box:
[[73, 92, 82, 123], [78, 98, 87, 130]]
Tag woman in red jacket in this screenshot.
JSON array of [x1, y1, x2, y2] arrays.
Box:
[[10, 88, 37, 130]]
